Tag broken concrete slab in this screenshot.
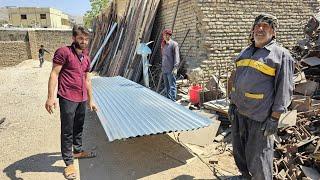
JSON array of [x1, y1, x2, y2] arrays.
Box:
[[173, 111, 220, 147], [203, 99, 229, 116]]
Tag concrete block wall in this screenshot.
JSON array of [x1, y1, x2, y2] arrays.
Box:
[[155, 0, 320, 81]]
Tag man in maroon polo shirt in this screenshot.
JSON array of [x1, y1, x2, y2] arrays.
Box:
[[45, 25, 97, 180]]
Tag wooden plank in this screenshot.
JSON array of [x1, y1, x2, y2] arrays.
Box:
[[89, 0, 161, 85], [203, 99, 229, 115]]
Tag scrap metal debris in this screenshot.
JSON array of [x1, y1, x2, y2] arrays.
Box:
[[268, 14, 320, 179], [273, 112, 320, 179], [175, 13, 320, 179]]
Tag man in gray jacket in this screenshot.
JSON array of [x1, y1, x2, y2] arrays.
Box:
[[161, 29, 180, 101], [229, 13, 294, 179]]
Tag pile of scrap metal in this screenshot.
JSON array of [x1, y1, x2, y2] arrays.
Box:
[[274, 112, 320, 179], [292, 13, 320, 99], [272, 14, 320, 179], [89, 0, 160, 83]]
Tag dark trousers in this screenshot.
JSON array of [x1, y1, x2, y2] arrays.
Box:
[[59, 97, 87, 166], [39, 55, 44, 67], [231, 109, 274, 180]]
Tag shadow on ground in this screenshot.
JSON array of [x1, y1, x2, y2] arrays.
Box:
[[172, 174, 196, 179], [3, 152, 63, 180], [78, 111, 195, 180]]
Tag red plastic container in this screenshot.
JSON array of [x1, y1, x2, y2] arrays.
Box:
[[189, 85, 203, 105]]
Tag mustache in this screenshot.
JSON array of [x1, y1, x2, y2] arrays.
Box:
[[254, 31, 266, 35], [74, 42, 88, 49]]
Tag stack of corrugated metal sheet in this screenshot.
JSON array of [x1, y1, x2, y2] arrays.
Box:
[[92, 76, 213, 141]]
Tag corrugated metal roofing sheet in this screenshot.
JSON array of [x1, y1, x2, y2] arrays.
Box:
[[92, 76, 212, 141]]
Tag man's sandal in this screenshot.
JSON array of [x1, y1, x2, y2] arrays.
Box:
[[73, 151, 96, 159], [64, 164, 76, 180]]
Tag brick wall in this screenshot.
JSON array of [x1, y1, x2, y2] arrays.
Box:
[[152, 0, 199, 69], [0, 28, 72, 67], [154, 0, 320, 81]]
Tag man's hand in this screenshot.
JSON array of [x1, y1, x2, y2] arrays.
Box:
[[45, 98, 57, 114], [262, 117, 279, 136], [172, 67, 178, 75], [88, 101, 98, 112]]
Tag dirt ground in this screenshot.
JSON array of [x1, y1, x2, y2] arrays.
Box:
[[0, 59, 239, 180]]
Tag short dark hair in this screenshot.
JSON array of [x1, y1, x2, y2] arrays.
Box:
[[40, 45, 44, 47], [72, 25, 90, 37]]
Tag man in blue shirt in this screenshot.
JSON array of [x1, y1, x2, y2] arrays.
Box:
[[229, 13, 294, 180], [161, 29, 180, 101]]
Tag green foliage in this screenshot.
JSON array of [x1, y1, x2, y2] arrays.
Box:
[[84, 0, 109, 28]]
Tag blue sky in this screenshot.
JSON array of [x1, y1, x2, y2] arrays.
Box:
[[0, 0, 91, 16]]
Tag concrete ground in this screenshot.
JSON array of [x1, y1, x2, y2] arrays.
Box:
[[0, 60, 238, 180]]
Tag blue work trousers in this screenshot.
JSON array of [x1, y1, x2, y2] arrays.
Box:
[[163, 72, 176, 101]]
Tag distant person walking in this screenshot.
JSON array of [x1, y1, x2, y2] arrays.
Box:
[[38, 45, 50, 67]]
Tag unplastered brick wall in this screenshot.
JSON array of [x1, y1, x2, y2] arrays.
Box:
[[155, 0, 320, 81], [152, 0, 200, 69], [0, 28, 72, 67]]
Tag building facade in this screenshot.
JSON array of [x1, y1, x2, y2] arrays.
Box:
[[8, 7, 71, 29]]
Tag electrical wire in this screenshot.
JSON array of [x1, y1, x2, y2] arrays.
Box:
[[169, 132, 238, 179]]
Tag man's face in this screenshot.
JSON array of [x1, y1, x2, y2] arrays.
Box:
[[163, 33, 171, 42], [252, 22, 275, 48], [73, 32, 89, 50]]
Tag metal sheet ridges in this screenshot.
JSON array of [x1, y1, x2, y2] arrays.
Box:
[[92, 76, 212, 141]]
